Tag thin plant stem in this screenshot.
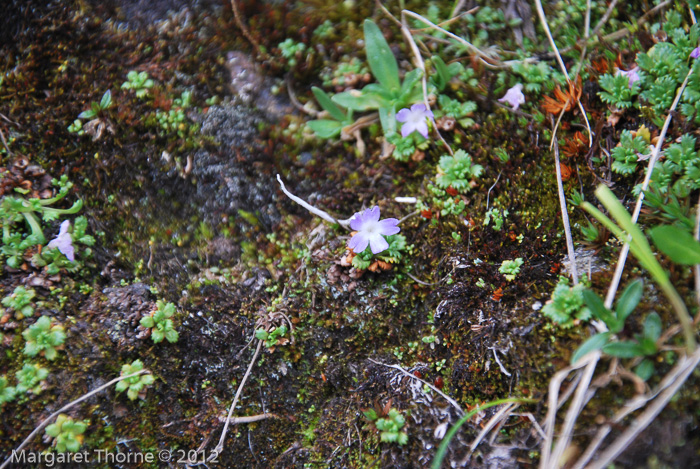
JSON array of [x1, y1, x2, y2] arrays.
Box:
[[207, 339, 264, 462], [551, 125, 579, 285]]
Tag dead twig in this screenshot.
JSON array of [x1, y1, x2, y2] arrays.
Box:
[[230, 0, 268, 60]]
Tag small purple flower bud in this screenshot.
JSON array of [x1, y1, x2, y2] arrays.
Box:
[[498, 83, 525, 110], [47, 220, 75, 262], [691, 46, 700, 59]]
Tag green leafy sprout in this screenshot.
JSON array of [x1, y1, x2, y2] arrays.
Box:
[[140, 300, 179, 343], [255, 325, 289, 348], [499, 258, 524, 281], [542, 276, 592, 328], [2, 286, 36, 318], [22, 315, 66, 360], [364, 407, 408, 445], [45, 414, 88, 453], [115, 359, 155, 400], [121, 70, 155, 98], [15, 363, 49, 395], [436, 150, 483, 192]]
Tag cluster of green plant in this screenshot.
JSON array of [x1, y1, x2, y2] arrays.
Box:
[[598, 12, 699, 125], [583, 186, 696, 351], [319, 57, 368, 88], [435, 95, 477, 127], [115, 359, 155, 400], [542, 277, 591, 327], [152, 91, 199, 143], [22, 316, 66, 360], [121, 70, 155, 98], [483, 208, 508, 231], [140, 300, 179, 343], [309, 20, 422, 139], [511, 61, 561, 94], [313, 19, 335, 39], [571, 280, 661, 380], [2, 286, 36, 318], [598, 73, 640, 109], [648, 134, 700, 198], [255, 325, 289, 348], [610, 130, 650, 175], [364, 407, 408, 445], [67, 89, 113, 135], [278, 38, 307, 67], [386, 133, 424, 162], [1, 175, 82, 268], [15, 363, 49, 395], [499, 258, 524, 281], [45, 414, 88, 452], [351, 234, 408, 271], [463, 6, 511, 43], [436, 150, 483, 191]]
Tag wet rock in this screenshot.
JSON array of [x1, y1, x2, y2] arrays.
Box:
[[191, 102, 280, 228], [225, 51, 294, 120], [93, 282, 155, 351]]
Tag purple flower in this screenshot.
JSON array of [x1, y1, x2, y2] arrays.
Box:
[[347, 206, 400, 255], [616, 66, 640, 88], [396, 103, 434, 138], [691, 46, 700, 59], [498, 84, 525, 110], [47, 220, 75, 262]]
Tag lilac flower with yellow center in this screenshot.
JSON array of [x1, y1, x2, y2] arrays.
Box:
[[498, 83, 525, 110], [616, 66, 640, 88], [47, 220, 75, 262], [396, 103, 434, 138], [347, 206, 400, 254]]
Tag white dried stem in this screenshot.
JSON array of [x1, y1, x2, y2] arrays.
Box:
[[277, 174, 351, 228]]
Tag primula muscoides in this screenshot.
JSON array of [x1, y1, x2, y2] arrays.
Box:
[[347, 207, 400, 255]]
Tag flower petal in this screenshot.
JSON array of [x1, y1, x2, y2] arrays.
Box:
[[60, 243, 75, 262], [58, 220, 70, 236], [369, 234, 389, 254], [401, 123, 416, 137], [410, 103, 427, 113], [348, 232, 369, 253], [377, 218, 400, 236], [415, 121, 430, 138], [367, 206, 380, 223], [396, 108, 411, 122]]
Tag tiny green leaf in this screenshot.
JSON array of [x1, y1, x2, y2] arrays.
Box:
[[602, 341, 646, 358], [571, 332, 611, 364], [614, 279, 643, 326], [643, 312, 662, 342], [312, 87, 347, 121]]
